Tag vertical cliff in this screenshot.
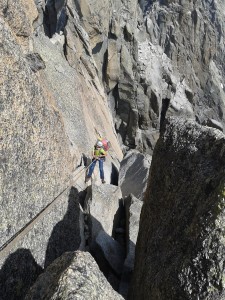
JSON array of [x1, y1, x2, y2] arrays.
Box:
[[0, 1, 123, 298], [65, 0, 225, 154], [130, 117, 225, 299], [1, 0, 225, 298]]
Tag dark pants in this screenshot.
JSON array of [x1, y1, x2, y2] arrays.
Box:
[[87, 159, 104, 180]]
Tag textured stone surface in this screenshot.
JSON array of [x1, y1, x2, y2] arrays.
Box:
[[84, 184, 122, 245], [72, 0, 225, 154], [95, 230, 125, 276], [143, 1, 225, 131], [107, 39, 121, 90], [0, 249, 42, 300], [25, 53, 46, 72], [0, 17, 72, 247], [0, 0, 38, 49], [0, 187, 85, 300], [72, 0, 225, 150], [124, 194, 143, 257], [130, 117, 225, 300], [1, 1, 123, 292], [1, 2, 123, 297], [119, 194, 143, 298], [119, 150, 151, 200], [2, 0, 225, 298], [33, 28, 122, 163], [32, 0, 225, 156], [26, 251, 124, 300]]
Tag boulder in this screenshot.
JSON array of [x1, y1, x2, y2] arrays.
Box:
[[94, 230, 125, 276], [121, 45, 134, 80], [84, 184, 122, 246], [25, 53, 46, 72], [124, 194, 143, 256], [25, 251, 124, 300], [119, 150, 151, 200], [125, 194, 142, 256], [130, 117, 225, 300]]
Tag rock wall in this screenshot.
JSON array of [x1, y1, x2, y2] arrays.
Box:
[[0, 0, 122, 298], [1, 0, 225, 298], [28, 0, 225, 155], [144, 0, 225, 128], [63, 0, 225, 154], [119, 150, 151, 200], [130, 117, 225, 300], [0, 15, 72, 250]]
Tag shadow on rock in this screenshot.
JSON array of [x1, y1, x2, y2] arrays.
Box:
[[112, 198, 125, 241], [0, 248, 42, 300], [110, 162, 119, 186], [25, 252, 76, 300], [120, 239, 136, 299], [44, 187, 84, 268], [89, 213, 127, 293]]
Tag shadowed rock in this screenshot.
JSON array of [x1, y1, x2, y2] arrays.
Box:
[[25, 53, 46, 72], [203, 118, 224, 132], [0, 249, 42, 300], [44, 187, 85, 268], [95, 230, 125, 276], [130, 117, 225, 300], [119, 194, 143, 298], [26, 251, 124, 300], [119, 150, 151, 200], [84, 183, 122, 246]]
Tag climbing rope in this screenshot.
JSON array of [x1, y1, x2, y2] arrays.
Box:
[[0, 159, 96, 255], [0, 131, 119, 256]]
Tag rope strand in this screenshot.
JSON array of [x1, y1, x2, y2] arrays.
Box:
[[0, 159, 96, 254]]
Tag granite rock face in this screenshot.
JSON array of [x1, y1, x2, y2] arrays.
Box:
[[0, 186, 85, 300], [84, 183, 122, 245], [0, 0, 122, 244], [130, 117, 225, 300], [1, 1, 122, 298], [0, 0, 38, 50], [25, 251, 124, 300], [31, 0, 225, 155], [62, 0, 225, 154], [119, 150, 151, 200], [0, 249, 42, 300], [95, 230, 125, 276], [0, 16, 72, 248], [2, 0, 225, 298], [120, 194, 143, 298], [143, 0, 225, 130]]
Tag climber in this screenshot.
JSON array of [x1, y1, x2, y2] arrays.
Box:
[[85, 140, 106, 183]]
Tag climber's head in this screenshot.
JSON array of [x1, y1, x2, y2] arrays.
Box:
[[96, 141, 103, 148]]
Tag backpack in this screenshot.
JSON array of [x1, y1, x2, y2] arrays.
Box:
[[102, 138, 110, 151], [96, 137, 110, 152]]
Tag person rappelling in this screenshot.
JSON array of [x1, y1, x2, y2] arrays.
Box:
[[85, 140, 107, 183]]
